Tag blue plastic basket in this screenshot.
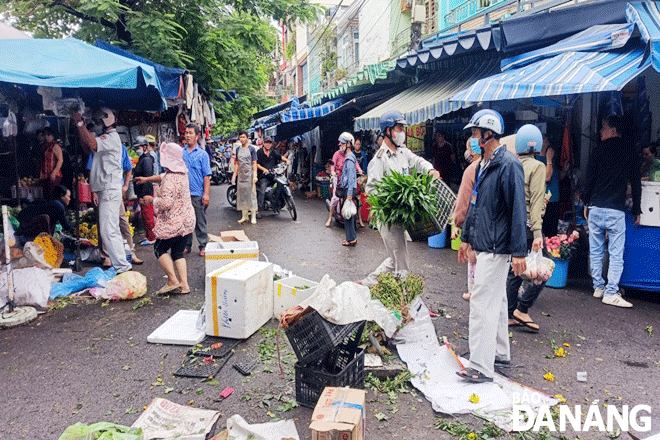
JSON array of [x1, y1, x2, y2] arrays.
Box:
[[428, 229, 448, 248], [546, 258, 569, 288]]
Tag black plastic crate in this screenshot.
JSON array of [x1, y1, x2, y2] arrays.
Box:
[[295, 348, 365, 408], [285, 309, 364, 364]]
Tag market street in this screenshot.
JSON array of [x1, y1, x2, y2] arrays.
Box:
[[1, 184, 660, 440]]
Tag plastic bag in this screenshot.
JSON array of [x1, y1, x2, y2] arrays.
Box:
[[89, 271, 147, 301], [58, 422, 143, 440], [341, 199, 357, 220], [50, 267, 116, 299], [0, 267, 52, 309], [522, 250, 555, 284]]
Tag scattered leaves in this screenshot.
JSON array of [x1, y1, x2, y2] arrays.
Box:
[[543, 371, 555, 382], [469, 393, 480, 404], [374, 411, 388, 421], [132, 297, 152, 310], [164, 387, 174, 394], [555, 394, 567, 403], [125, 407, 139, 414], [122, 365, 131, 371], [646, 325, 653, 337], [554, 347, 566, 358]]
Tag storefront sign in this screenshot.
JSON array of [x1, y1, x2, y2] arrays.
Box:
[[406, 123, 426, 154]]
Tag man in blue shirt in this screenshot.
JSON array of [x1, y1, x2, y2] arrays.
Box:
[[182, 123, 212, 256]]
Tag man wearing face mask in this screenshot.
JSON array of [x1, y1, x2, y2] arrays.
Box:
[[360, 111, 440, 286], [72, 108, 132, 273]]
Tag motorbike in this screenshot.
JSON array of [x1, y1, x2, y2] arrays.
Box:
[[227, 162, 297, 220], [210, 151, 231, 185]]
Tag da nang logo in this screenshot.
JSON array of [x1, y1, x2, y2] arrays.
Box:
[[512, 392, 652, 433]]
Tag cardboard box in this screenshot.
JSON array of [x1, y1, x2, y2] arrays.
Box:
[[208, 230, 250, 242], [273, 275, 318, 318], [205, 241, 259, 274], [310, 387, 366, 440], [205, 260, 273, 339]]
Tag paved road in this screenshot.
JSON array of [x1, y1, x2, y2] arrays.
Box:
[[1, 183, 659, 439]]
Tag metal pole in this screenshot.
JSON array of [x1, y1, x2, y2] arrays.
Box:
[[2, 205, 15, 312]]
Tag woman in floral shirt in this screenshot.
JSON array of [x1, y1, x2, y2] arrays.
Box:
[[135, 142, 195, 294]]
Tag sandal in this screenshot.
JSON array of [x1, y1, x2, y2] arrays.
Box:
[[342, 240, 357, 246], [456, 368, 493, 383], [512, 315, 540, 333], [155, 283, 181, 295]]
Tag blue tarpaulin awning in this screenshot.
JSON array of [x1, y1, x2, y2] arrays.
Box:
[[278, 99, 344, 123], [94, 39, 184, 100], [0, 38, 166, 111], [626, 1, 660, 70], [451, 46, 650, 102], [501, 23, 635, 71]]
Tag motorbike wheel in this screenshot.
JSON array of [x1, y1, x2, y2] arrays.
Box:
[[286, 195, 297, 221], [227, 185, 237, 208]]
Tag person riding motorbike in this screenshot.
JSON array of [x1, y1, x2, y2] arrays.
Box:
[[256, 136, 291, 218]]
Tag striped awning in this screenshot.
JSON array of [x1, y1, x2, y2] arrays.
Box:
[[279, 99, 344, 123], [354, 58, 499, 132], [451, 46, 650, 103], [501, 23, 635, 71], [626, 1, 660, 70]]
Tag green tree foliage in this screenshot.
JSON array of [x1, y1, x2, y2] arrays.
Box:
[[2, 0, 320, 135]]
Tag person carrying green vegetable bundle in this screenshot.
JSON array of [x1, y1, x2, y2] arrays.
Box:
[[360, 110, 440, 287]]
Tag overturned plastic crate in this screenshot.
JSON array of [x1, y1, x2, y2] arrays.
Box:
[[285, 309, 364, 364], [294, 321, 365, 407]]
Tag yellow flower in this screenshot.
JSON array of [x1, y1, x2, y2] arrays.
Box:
[[555, 347, 566, 357], [543, 372, 555, 382], [555, 394, 567, 403], [563, 342, 570, 347], [469, 393, 480, 404], [468, 433, 477, 440]]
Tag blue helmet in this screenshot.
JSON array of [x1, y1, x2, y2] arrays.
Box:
[[515, 124, 543, 155], [379, 110, 407, 133], [464, 109, 504, 135]]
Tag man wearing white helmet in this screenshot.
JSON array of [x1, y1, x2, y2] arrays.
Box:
[[73, 107, 132, 273], [457, 109, 527, 383], [360, 111, 440, 286]]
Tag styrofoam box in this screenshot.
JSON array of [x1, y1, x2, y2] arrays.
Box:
[[205, 259, 273, 339], [273, 276, 319, 318], [147, 310, 205, 345], [205, 241, 259, 274], [640, 181, 660, 227]]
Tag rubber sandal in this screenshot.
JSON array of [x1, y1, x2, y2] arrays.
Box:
[[456, 368, 493, 383], [512, 315, 540, 333], [155, 283, 181, 295], [508, 319, 524, 328], [342, 240, 357, 246]]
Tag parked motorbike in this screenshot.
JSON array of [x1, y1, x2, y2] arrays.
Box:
[[210, 151, 230, 185], [227, 163, 297, 220]]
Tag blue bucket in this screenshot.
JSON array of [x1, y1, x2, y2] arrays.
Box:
[[428, 229, 448, 248], [546, 258, 569, 288]]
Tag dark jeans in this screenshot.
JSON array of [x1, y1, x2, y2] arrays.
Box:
[[186, 196, 208, 251], [543, 202, 559, 238], [345, 212, 357, 242], [506, 230, 546, 317], [257, 177, 269, 210]]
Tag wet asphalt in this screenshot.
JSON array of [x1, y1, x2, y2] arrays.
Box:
[[1, 183, 660, 440]]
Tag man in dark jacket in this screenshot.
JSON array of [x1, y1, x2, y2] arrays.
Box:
[[457, 109, 527, 383], [133, 135, 156, 244], [583, 115, 641, 308]]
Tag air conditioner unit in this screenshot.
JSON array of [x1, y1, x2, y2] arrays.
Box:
[[412, 4, 426, 22]]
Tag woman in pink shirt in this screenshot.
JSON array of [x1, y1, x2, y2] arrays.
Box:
[[135, 142, 195, 295]]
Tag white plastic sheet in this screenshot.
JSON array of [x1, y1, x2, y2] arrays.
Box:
[[226, 415, 300, 440]]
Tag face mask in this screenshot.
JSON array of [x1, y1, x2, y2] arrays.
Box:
[[469, 138, 482, 155], [136, 148, 144, 156], [392, 130, 406, 147]]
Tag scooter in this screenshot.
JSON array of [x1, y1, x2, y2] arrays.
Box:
[[227, 162, 297, 220], [210, 151, 230, 185]]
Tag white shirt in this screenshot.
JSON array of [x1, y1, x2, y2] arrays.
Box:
[[366, 143, 434, 195], [89, 129, 123, 192]]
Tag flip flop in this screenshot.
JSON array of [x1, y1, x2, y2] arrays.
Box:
[[512, 315, 540, 333], [342, 240, 357, 246], [508, 319, 524, 328], [456, 367, 493, 383], [155, 283, 181, 295]]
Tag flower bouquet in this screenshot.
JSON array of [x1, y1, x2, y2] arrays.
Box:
[[545, 230, 580, 260]]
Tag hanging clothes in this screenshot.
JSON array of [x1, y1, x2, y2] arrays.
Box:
[[185, 74, 194, 110]]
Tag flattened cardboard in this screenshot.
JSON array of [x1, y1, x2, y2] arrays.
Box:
[[310, 387, 365, 440]]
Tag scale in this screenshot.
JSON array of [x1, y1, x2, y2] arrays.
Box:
[[1, 205, 37, 328]]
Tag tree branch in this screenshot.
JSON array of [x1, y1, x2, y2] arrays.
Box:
[[50, 0, 117, 29]]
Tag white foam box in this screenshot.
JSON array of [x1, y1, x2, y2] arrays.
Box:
[[273, 275, 318, 318], [205, 259, 274, 339], [147, 310, 206, 345], [640, 181, 660, 227], [204, 241, 259, 274]]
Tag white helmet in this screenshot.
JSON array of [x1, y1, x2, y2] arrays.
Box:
[[464, 109, 504, 136], [94, 107, 116, 127], [338, 132, 354, 145]]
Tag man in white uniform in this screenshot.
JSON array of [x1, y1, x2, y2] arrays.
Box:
[[360, 111, 440, 286], [73, 108, 132, 273]]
